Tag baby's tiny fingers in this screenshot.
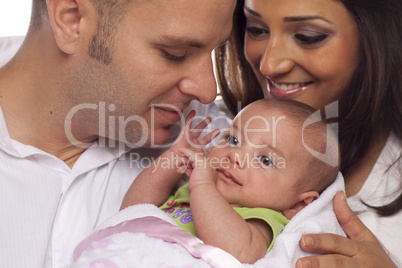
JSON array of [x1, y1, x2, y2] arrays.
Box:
[[184, 110, 196, 125], [189, 117, 212, 138], [198, 129, 220, 146], [177, 166, 187, 174]]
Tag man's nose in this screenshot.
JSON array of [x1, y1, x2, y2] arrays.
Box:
[[178, 54, 217, 104]]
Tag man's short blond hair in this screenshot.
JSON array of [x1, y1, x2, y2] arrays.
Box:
[[30, 0, 132, 64]]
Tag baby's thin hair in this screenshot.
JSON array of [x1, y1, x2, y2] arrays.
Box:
[[257, 98, 340, 193]]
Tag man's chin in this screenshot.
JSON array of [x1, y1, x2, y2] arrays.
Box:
[[146, 127, 176, 148], [100, 125, 175, 149], [130, 127, 174, 149]]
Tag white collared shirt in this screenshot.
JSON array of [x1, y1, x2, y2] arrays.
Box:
[[0, 99, 231, 267], [348, 132, 402, 267], [0, 36, 232, 266], [0, 104, 151, 267]]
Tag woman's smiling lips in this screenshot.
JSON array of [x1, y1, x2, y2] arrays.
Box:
[[267, 79, 313, 98], [217, 168, 242, 186]]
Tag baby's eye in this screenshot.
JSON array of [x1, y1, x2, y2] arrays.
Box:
[[227, 135, 238, 145], [259, 155, 275, 167]]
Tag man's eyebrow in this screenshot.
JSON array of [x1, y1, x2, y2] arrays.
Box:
[[159, 35, 204, 48], [244, 6, 262, 18], [284, 16, 333, 24]]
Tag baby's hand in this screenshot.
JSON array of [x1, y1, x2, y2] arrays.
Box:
[[178, 147, 217, 191], [172, 110, 220, 170]]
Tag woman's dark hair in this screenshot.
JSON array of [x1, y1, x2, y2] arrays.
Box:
[[215, 0, 263, 116], [215, 0, 402, 216]]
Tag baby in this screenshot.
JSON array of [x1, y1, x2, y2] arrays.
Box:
[[121, 98, 339, 264]]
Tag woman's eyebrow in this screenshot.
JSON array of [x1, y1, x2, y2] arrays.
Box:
[[244, 5, 333, 25], [283, 16, 334, 24], [244, 6, 262, 18]]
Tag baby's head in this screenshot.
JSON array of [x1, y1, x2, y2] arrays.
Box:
[[208, 98, 340, 219]]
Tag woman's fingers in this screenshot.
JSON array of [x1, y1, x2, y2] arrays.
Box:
[[332, 192, 376, 242], [299, 233, 358, 255], [297, 240, 397, 268], [297, 232, 395, 268], [297, 192, 397, 268], [300, 192, 377, 255], [296, 253, 358, 268]]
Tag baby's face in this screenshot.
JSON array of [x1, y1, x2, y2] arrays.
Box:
[[207, 102, 309, 210]]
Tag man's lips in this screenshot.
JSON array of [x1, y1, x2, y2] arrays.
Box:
[[217, 168, 242, 186], [153, 106, 183, 125], [267, 79, 313, 98]]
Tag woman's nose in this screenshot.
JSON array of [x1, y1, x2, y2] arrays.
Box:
[[259, 37, 295, 78]]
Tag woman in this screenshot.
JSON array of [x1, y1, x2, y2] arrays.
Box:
[[215, 0, 402, 267]]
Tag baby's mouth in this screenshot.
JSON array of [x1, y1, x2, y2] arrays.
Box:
[[217, 169, 242, 186]]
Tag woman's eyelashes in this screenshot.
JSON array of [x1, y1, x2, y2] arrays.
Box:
[[245, 21, 329, 46], [245, 26, 269, 38], [294, 33, 328, 44]]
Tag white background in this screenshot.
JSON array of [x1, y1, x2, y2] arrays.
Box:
[[0, 0, 32, 37]]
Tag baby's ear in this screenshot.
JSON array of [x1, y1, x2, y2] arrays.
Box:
[[282, 191, 319, 220]]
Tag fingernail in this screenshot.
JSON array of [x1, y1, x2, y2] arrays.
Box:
[[297, 259, 311, 268], [302, 236, 314, 247], [338, 191, 346, 201]]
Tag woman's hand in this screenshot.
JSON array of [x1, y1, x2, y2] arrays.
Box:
[[296, 192, 397, 268]]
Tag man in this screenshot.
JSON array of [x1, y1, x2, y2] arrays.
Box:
[[0, 0, 235, 266]]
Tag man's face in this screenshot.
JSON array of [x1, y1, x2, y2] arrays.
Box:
[[67, 0, 235, 147]]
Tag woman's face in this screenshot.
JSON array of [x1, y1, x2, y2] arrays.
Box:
[[243, 0, 360, 110]]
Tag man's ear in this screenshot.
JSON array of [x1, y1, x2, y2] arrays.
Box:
[[47, 0, 95, 54], [283, 191, 319, 220]]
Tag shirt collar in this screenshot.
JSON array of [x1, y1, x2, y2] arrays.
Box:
[[0, 104, 124, 173], [0, 104, 20, 156]]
